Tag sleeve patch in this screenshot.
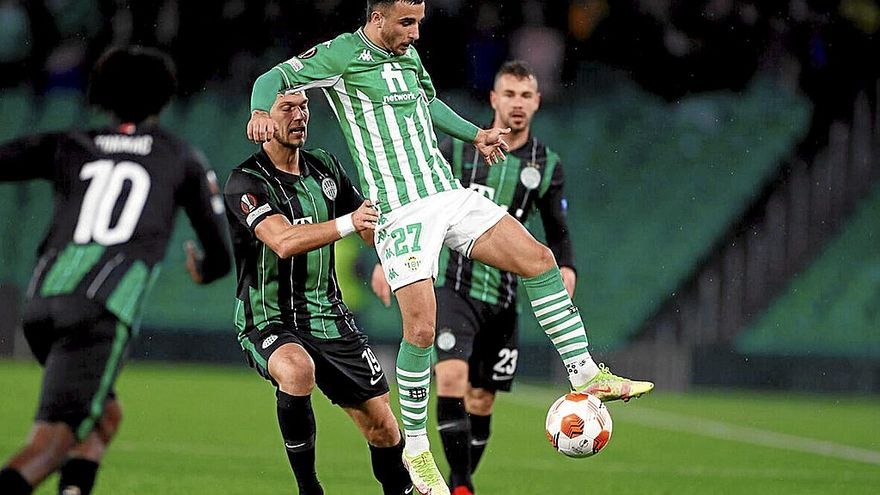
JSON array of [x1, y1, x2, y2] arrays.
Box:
[[240, 193, 260, 214], [246, 204, 273, 227]]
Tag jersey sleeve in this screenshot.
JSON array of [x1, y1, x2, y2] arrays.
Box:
[[0, 134, 59, 182], [429, 99, 480, 143], [536, 158, 576, 271], [178, 148, 232, 284], [223, 169, 284, 235], [251, 37, 352, 113]]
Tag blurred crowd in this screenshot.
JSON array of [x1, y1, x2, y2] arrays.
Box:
[[0, 0, 877, 109]]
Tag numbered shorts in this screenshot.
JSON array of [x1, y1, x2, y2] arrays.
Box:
[[240, 322, 389, 407], [434, 287, 520, 392], [375, 189, 507, 291], [22, 294, 130, 440]]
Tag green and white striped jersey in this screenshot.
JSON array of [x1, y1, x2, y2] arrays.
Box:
[[252, 28, 480, 213]]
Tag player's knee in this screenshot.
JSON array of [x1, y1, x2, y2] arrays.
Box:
[[529, 245, 556, 276], [272, 356, 316, 395], [406, 319, 436, 348], [435, 362, 468, 396]]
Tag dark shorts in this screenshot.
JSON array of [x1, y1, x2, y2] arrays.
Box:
[[22, 294, 130, 440], [435, 286, 519, 392], [240, 322, 389, 407]]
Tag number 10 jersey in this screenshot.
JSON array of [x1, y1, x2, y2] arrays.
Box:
[[0, 124, 230, 326]]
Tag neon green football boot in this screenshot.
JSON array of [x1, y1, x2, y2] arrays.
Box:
[[402, 450, 449, 495], [575, 364, 654, 402]]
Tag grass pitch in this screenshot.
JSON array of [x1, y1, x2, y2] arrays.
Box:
[[1, 360, 878, 494]]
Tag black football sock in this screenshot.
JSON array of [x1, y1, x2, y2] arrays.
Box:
[[437, 397, 472, 489], [469, 413, 491, 474], [0, 467, 33, 494], [58, 458, 99, 495], [276, 390, 322, 495], [369, 433, 412, 495]]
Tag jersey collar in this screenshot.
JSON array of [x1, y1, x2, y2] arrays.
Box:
[[255, 149, 312, 183], [357, 27, 394, 57]]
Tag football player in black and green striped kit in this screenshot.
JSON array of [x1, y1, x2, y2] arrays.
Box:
[[225, 91, 413, 495], [0, 47, 232, 495]]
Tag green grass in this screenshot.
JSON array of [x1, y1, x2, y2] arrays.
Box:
[[1, 360, 879, 494]]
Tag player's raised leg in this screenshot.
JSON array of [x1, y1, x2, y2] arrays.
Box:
[[394, 280, 449, 495], [343, 394, 413, 495], [470, 215, 654, 401]]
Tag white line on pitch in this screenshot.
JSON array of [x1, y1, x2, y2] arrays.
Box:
[[508, 385, 880, 467]]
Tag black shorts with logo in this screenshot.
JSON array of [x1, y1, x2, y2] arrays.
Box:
[[435, 286, 519, 392], [22, 294, 130, 440], [240, 321, 389, 407]]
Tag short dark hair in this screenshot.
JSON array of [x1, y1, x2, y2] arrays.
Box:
[[494, 60, 536, 86], [365, 0, 425, 21], [88, 46, 177, 123]]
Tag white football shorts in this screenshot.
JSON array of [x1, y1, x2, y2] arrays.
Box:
[[374, 189, 507, 291]]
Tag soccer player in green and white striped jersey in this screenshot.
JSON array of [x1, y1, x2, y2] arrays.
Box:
[[247, 2, 652, 492]]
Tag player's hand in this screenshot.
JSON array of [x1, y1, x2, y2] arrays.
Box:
[[185, 240, 205, 284], [352, 200, 379, 231], [247, 110, 278, 143], [474, 127, 511, 166], [370, 263, 392, 307], [561, 266, 576, 298]]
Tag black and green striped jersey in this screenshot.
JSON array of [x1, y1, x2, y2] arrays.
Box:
[[0, 125, 232, 326], [225, 148, 363, 340], [436, 135, 575, 306]]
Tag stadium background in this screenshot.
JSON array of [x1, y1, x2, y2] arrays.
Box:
[[0, 1, 878, 493]]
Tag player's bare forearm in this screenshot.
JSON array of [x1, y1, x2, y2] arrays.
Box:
[[255, 202, 377, 258]]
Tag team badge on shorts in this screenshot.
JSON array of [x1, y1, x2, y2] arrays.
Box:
[[262, 334, 278, 349], [321, 178, 337, 200], [404, 256, 420, 271], [520, 167, 541, 190], [437, 330, 456, 351]]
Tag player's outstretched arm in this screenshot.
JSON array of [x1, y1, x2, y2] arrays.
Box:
[[255, 200, 378, 259], [428, 98, 509, 165]]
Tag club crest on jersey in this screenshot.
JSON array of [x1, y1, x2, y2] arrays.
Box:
[[240, 193, 259, 214], [321, 178, 337, 200]]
